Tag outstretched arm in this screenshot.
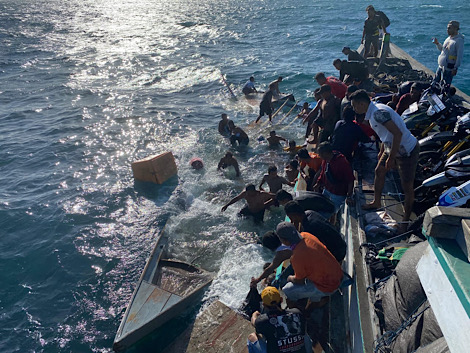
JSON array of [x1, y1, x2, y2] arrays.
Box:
[[221, 192, 244, 212], [259, 176, 267, 191], [250, 250, 291, 287]]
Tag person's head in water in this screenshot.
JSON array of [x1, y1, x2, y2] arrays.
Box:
[[284, 201, 306, 224], [350, 89, 371, 115], [342, 106, 356, 123], [245, 184, 256, 194], [262, 231, 281, 251], [221, 113, 228, 121], [268, 165, 278, 175], [289, 140, 296, 148], [319, 84, 332, 99], [333, 59, 342, 71], [302, 102, 309, 110], [342, 46, 351, 55], [277, 76, 283, 82], [276, 189, 293, 205], [289, 159, 299, 170], [225, 151, 233, 158], [317, 141, 335, 162], [269, 130, 276, 137], [314, 72, 327, 86], [249, 76, 255, 82]]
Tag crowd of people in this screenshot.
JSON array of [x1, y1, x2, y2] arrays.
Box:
[[211, 8, 464, 353]]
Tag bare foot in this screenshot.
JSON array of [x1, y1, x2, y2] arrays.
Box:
[[362, 202, 380, 210]]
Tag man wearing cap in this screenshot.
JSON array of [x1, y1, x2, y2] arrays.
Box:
[[433, 20, 464, 86], [276, 222, 343, 304], [248, 286, 310, 353]]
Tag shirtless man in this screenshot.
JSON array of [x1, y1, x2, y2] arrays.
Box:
[[266, 130, 288, 148], [259, 166, 295, 193], [217, 151, 241, 177], [221, 184, 274, 223], [218, 113, 232, 138]]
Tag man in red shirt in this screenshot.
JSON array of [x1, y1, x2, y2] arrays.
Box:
[[315, 72, 347, 99], [297, 149, 322, 190], [277, 222, 343, 304], [314, 142, 355, 221]]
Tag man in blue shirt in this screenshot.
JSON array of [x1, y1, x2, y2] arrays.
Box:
[[243, 76, 258, 95]]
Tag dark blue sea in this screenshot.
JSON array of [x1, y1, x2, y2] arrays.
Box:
[[0, 0, 468, 351]]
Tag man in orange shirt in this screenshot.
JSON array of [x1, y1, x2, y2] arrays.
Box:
[[297, 149, 322, 191], [276, 222, 343, 303]]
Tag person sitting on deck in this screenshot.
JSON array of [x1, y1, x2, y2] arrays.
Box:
[[256, 84, 275, 123], [395, 82, 423, 115], [297, 149, 322, 191], [342, 46, 366, 63], [350, 89, 419, 228], [259, 165, 295, 194], [221, 184, 274, 223], [275, 190, 335, 220], [218, 113, 232, 138], [269, 76, 283, 98], [284, 201, 346, 262], [331, 106, 370, 161], [243, 76, 258, 95], [277, 222, 343, 306], [314, 142, 355, 224], [247, 286, 311, 353], [266, 130, 288, 148], [314, 72, 347, 99], [250, 231, 292, 289], [217, 151, 241, 177], [228, 120, 250, 146], [285, 160, 299, 183]]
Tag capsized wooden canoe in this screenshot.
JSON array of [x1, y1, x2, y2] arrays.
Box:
[[113, 233, 213, 352]]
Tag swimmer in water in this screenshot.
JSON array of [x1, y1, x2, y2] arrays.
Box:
[[266, 130, 288, 148], [217, 151, 241, 177], [259, 165, 295, 194], [218, 113, 232, 138]]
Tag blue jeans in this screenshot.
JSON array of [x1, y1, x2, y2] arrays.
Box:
[[282, 278, 335, 302], [322, 189, 346, 214], [433, 66, 454, 85]]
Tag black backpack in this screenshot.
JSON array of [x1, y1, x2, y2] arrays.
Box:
[[376, 11, 390, 28]]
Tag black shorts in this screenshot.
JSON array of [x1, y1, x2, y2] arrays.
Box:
[[259, 105, 272, 117], [238, 206, 265, 223]]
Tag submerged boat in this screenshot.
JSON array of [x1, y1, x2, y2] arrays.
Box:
[[113, 231, 213, 352], [244, 92, 295, 108]]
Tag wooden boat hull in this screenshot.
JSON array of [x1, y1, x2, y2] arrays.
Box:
[[113, 233, 213, 352], [244, 92, 295, 108]]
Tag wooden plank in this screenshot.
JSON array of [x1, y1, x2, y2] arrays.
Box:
[[183, 301, 252, 353]]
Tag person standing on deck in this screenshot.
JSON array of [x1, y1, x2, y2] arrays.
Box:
[[256, 84, 275, 123], [243, 76, 258, 95], [350, 90, 419, 228], [361, 5, 386, 58], [269, 76, 283, 98], [432, 20, 464, 86]]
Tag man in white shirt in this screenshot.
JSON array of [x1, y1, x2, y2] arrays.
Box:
[[242, 76, 257, 95], [350, 90, 419, 225], [432, 20, 464, 86]]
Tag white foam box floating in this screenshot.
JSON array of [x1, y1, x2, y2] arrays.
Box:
[[131, 151, 177, 184]]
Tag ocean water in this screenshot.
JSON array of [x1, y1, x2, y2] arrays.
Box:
[[0, 0, 469, 351]]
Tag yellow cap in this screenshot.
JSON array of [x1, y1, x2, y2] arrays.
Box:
[[261, 286, 281, 306]]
